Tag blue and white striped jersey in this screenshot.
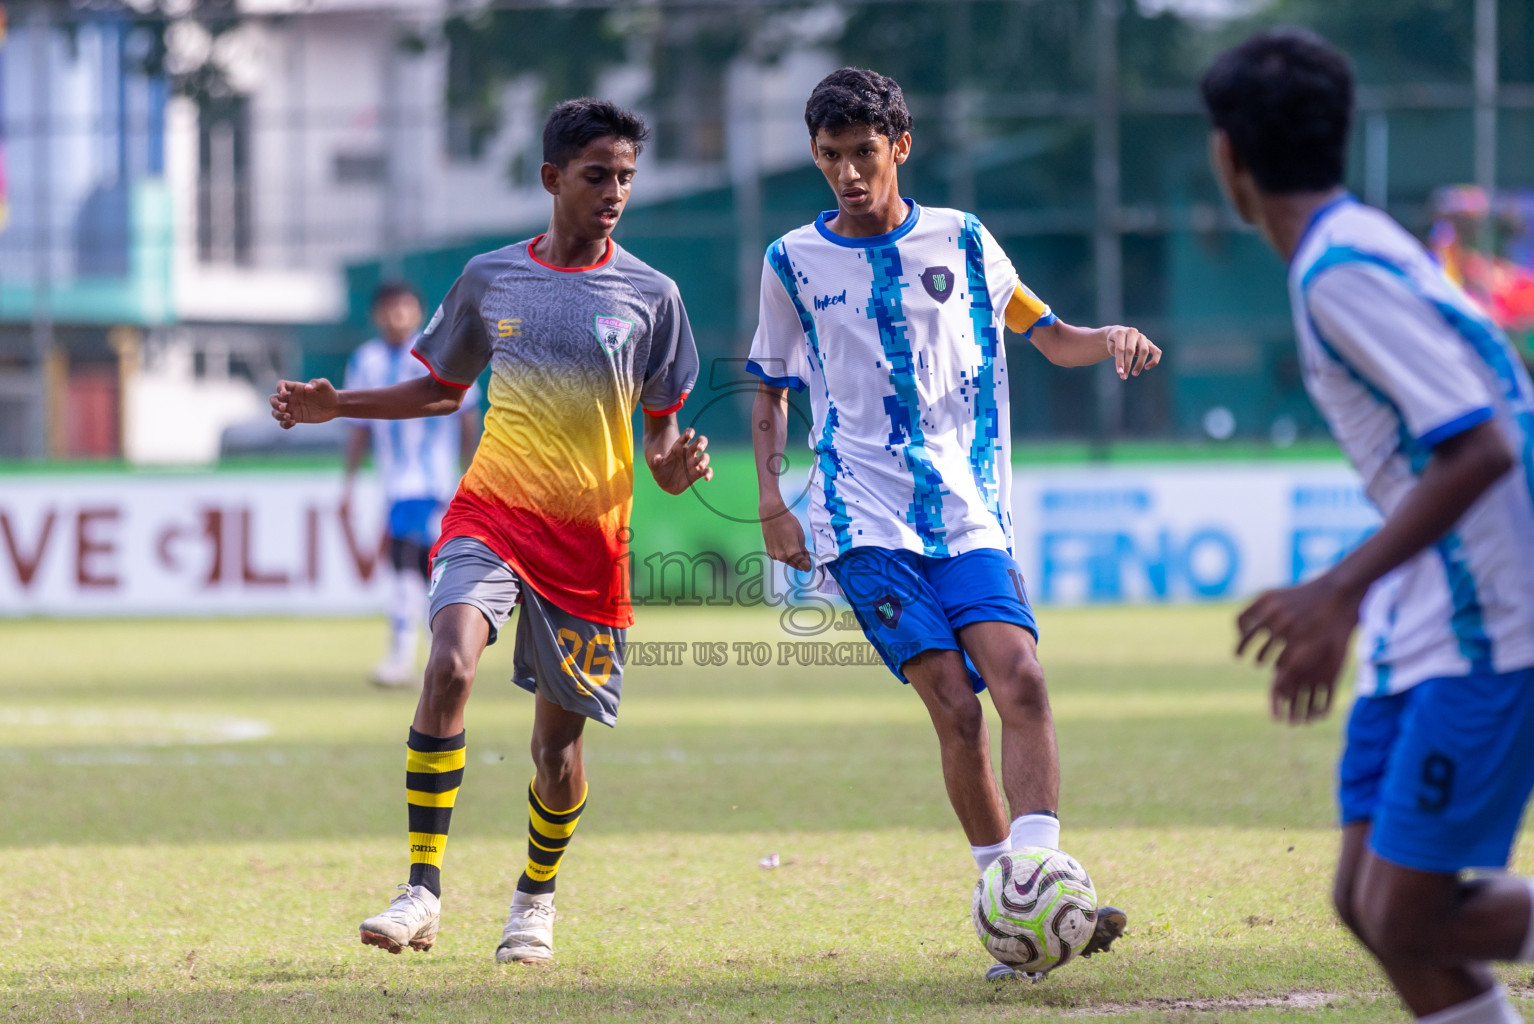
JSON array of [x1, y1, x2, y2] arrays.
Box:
[[345, 337, 481, 504], [1290, 196, 1534, 695], [747, 201, 1055, 562]]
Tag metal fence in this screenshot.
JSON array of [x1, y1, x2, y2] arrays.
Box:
[[3, 0, 1533, 458]]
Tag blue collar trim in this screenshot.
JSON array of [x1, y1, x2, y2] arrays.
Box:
[[814, 198, 919, 248], [1290, 192, 1355, 267]]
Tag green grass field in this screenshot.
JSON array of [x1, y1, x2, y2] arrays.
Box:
[[2, 606, 1531, 1022]]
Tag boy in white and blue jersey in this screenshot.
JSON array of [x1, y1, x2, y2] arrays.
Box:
[[344, 283, 481, 687], [1206, 31, 1534, 1024], [750, 68, 1162, 978]]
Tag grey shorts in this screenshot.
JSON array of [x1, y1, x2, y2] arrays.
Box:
[[427, 536, 625, 726]]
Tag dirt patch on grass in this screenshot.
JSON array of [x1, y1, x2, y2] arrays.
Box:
[[1062, 991, 1352, 1015]]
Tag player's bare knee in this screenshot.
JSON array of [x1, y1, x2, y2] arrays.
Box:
[[1357, 908, 1421, 962], [931, 688, 986, 747], [529, 737, 579, 785], [423, 648, 475, 705], [992, 657, 1050, 723], [1354, 884, 1433, 962], [1329, 875, 1363, 938]]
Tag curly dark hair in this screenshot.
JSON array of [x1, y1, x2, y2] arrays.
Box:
[[804, 67, 912, 142]]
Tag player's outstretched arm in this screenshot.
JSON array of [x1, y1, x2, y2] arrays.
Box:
[[643, 411, 712, 496], [1237, 420, 1514, 724], [269, 375, 468, 428], [751, 383, 813, 572], [1029, 320, 1162, 378]]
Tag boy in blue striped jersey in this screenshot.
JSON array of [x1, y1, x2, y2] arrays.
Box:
[[748, 67, 1162, 979], [343, 283, 481, 687], [1207, 30, 1534, 1024]]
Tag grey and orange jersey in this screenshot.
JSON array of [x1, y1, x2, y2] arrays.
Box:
[[413, 235, 699, 626]]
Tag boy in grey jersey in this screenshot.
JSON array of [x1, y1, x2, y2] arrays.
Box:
[[271, 100, 711, 965]]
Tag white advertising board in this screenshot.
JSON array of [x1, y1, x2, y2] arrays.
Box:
[[1010, 463, 1378, 605], [0, 471, 390, 616], [0, 462, 1379, 616]]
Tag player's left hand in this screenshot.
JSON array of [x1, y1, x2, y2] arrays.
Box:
[[1235, 575, 1363, 725], [650, 427, 713, 495], [1103, 327, 1161, 380]]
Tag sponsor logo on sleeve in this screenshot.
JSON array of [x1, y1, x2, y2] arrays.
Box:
[[423, 305, 444, 335]]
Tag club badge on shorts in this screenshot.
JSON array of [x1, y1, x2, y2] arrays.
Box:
[[594, 315, 635, 354]]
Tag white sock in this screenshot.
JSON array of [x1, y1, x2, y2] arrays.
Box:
[[971, 837, 1011, 873], [1417, 985, 1523, 1024], [1519, 878, 1534, 962], [389, 621, 418, 663], [387, 569, 426, 664], [1009, 812, 1061, 852]]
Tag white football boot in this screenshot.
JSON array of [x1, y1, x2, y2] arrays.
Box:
[[370, 621, 421, 688], [495, 891, 555, 964], [359, 883, 440, 953], [369, 657, 420, 689], [985, 963, 1045, 982]]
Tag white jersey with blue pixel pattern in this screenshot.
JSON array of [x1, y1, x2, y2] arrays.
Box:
[[747, 201, 1055, 562], [1290, 196, 1534, 696], [344, 337, 481, 504]]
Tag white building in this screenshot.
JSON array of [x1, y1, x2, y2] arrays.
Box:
[[0, 0, 836, 463]]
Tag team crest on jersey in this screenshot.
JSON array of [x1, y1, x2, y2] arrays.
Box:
[[594, 315, 635, 354], [921, 266, 954, 303], [873, 594, 903, 629]]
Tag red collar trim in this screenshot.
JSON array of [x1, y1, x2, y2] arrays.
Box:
[[527, 234, 615, 273]]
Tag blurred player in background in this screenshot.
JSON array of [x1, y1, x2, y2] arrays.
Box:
[[748, 68, 1157, 980], [344, 282, 481, 688], [1207, 31, 1534, 1024], [271, 99, 709, 967]]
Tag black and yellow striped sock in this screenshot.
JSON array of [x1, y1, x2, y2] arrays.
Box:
[[517, 781, 587, 895], [406, 727, 465, 898]]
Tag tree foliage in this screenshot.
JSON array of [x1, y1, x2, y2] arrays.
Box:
[[442, 6, 625, 160]]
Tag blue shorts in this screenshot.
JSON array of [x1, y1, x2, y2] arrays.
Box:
[[825, 546, 1039, 694], [388, 498, 445, 549], [1338, 666, 1534, 873]]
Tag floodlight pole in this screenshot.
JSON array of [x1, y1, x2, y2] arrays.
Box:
[[1363, 112, 1389, 211], [287, 26, 309, 263], [730, 62, 764, 350], [945, 3, 975, 214], [1092, 0, 1123, 451], [380, 13, 403, 279], [1474, 0, 1497, 197], [29, 8, 55, 460]]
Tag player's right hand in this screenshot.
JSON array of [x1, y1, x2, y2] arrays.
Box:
[[760, 505, 813, 572], [270, 378, 340, 428], [1235, 575, 1360, 724]]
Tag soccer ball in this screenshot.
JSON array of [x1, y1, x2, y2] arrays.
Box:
[[972, 846, 1097, 973]]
